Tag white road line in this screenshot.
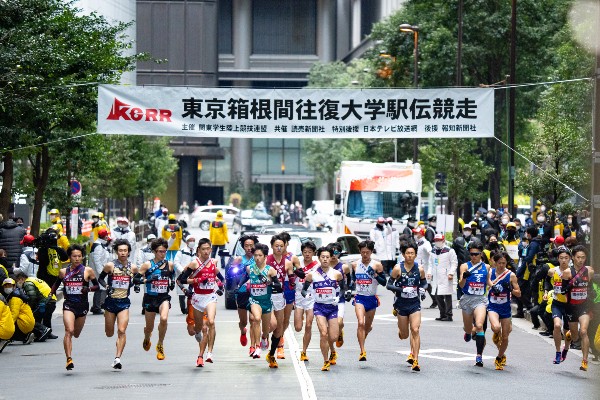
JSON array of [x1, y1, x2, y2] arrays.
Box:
[[286, 329, 317, 400], [396, 348, 495, 362]]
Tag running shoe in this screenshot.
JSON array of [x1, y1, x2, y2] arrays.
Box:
[[411, 359, 420, 372], [253, 348, 262, 359], [112, 357, 122, 370], [580, 359, 588, 371], [276, 346, 285, 359], [392, 309, 397, 317], [565, 330, 572, 341], [406, 353, 415, 366], [492, 332, 501, 347], [23, 332, 35, 345], [156, 344, 165, 360], [66, 357, 74, 370], [500, 355, 507, 366], [249, 346, 256, 357], [240, 328, 248, 347], [359, 351, 367, 361], [143, 338, 151, 351], [321, 361, 331, 371], [300, 351, 309, 361], [205, 352, 213, 363], [266, 353, 278, 368], [561, 346, 568, 362], [553, 352, 561, 364], [495, 357, 503, 371], [329, 351, 338, 365], [336, 329, 344, 348], [463, 333, 472, 343], [194, 331, 203, 343], [196, 356, 204, 367], [260, 336, 269, 351], [475, 355, 483, 367]]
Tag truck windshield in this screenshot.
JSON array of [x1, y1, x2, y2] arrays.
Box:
[[347, 191, 418, 219]]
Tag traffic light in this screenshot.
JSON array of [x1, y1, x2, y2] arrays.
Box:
[[435, 172, 447, 198]]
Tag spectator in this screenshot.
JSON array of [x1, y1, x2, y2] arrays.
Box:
[[17, 235, 38, 278], [482, 209, 500, 235], [0, 215, 27, 272], [523, 210, 534, 227], [89, 211, 110, 248], [514, 226, 543, 318], [161, 214, 183, 262], [0, 249, 10, 281], [413, 227, 436, 308], [535, 211, 553, 246], [179, 201, 190, 215], [89, 228, 111, 315], [3, 277, 35, 345], [37, 228, 69, 290], [112, 217, 136, 261], [13, 270, 53, 342], [136, 234, 156, 267], [562, 213, 583, 243], [370, 217, 394, 272], [403, 216, 417, 237], [154, 208, 169, 235], [529, 258, 553, 335], [0, 293, 15, 352], [209, 210, 229, 266], [501, 222, 521, 266], [513, 218, 526, 239], [428, 234, 457, 321], [425, 216, 437, 244]]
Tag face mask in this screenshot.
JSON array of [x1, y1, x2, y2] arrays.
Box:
[[434, 242, 444, 249], [487, 213, 494, 219], [540, 206, 546, 212], [537, 216, 546, 223], [4, 288, 13, 295], [92, 217, 99, 223], [16, 282, 23, 288], [17, 223, 23, 226], [408, 222, 415, 228], [501, 218, 509, 224], [515, 224, 521, 230], [464, 231, 472, 238], [429, 222, 436, 227], [118, 223, 128, 229], [489, 242, 498, 249], [188, 242, 196, 249], [567, 218, 572, 225]]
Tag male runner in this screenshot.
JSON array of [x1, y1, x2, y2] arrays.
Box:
[[547, 246, 573, 365], [276, 231, 301, 359], [231, 235, 258, 355], [327, 242, 353, 348], [294, 241, 319, 361]]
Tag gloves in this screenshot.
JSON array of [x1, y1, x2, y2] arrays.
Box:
[[216, 288, 224, 296], [366, 266, 375, 277], [81, 286, 90, 294], [133, 285, 141, 293], [462, 270, 471, 279], [344, 290, 353, 302], [294, 269, 306, 279], [419, 287, 426, 301], [301, 289, 308, 298], [492, 283, 503, 294], [107, 286, 115, 297], [258, 274, 268, 284], [169, 280, 176, 291], [183, 288, 193, 298]]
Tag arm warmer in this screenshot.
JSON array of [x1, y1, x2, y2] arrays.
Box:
[[386, 277, 403, 293], [338, 277, 347, 293], [98, 271, 108, 288], [419, 276, 428, 289], [271, 275, 282, 292], [88, 278, 100, 292], [217, 271, 225, 283], [132, 273, 144, 285], [177, 268, 193, 284], [302, 280, 311, 292], [375, 272, 387, 286]]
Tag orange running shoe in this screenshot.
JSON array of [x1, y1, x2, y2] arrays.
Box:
[[266, 353, 278, 368]]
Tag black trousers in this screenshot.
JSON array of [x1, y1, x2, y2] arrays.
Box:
[[435, 294, 453, 318]]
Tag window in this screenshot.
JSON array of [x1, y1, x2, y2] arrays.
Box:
[[218, 0, 233, 54]]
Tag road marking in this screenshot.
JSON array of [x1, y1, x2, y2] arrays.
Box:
[[286, 329, 317, 400], [396, 348, 495, 362], [374, 314, 435, 322]]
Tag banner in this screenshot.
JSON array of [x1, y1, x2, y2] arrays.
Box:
[[97, 85, 494, 139]]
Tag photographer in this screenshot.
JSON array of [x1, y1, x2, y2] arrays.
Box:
[[36, 228, 69, 289]]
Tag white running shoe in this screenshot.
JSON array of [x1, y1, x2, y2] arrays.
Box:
[[253, 348, 262, 359], [205, 352, 213, 363], [112, 357, 122, 369], [194, 331, 203, 343], [260, 336, 269, 350]]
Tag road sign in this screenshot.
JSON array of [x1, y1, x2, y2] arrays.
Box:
[[435, 192, 447, 198], [70, 179, 81, 195]]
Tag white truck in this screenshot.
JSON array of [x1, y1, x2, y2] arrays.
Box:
[[334, 161, 422, 239]]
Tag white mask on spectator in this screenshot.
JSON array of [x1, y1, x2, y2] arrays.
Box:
[[537, 216, 546, 223], [464, 231, 472, 238], [434, 242, 444, 249], [4, 288, 13, 295], [118, 223, 128, 229], [567, 218, 572, 225], [501, 218, 509, 224], [487, 213, 494, 219]]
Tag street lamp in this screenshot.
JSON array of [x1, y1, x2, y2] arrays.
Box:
[[399, 24, 420, 163]]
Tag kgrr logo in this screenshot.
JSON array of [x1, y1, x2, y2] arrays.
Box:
[[107, 98, 172, 122]]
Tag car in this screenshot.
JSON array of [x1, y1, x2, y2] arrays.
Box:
[[239, 209, 273, 231], [190, 205, 240, 232]]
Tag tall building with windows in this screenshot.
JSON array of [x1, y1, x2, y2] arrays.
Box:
[[134, 1, 405, 210]]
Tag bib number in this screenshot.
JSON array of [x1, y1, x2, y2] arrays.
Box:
[[112, 275, 130, 289], [571, 287, 587, 301], [490, 293, 508, 304], [468, 282, 485, 295], [401, 286, 417, 299], [65, 282, 83, 295], [250, 283, 267, 297], [151, 279, 169, 293]]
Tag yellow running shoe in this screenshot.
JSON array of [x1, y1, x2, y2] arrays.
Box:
[[492, 332, 501, 347], [156, 344, 165, 360], [276, 346, 285, 359], [580, 360, 588, 371], [329, 351, 338, 365], [336, 329, 344, 347], [359, 351, 367, 361], [300, 351, 309, 361], [266, 353, 278, 368], [392, 308, 397, 317], [565, 330, 571, 341], [406, 353, 415, 366], [411, 359, 420, 372], [143, 338, 151, 352], [500, 355, 507, 366], [321, 361, 331, 371], [66, 357, 74, 370], [495, 357, 504, 371]]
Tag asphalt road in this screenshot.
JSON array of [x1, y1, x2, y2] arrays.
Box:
[[1, 228, 598, 399]]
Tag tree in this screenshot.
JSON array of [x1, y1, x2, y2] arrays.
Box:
[[0, 0, 146, 234]]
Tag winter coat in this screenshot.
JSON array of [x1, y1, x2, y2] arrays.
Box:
[[0, 220, 26, 271], [428, 245, 458, 295]]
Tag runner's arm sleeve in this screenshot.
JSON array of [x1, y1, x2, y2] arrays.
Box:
[[419, 276, 428, 289], [132, 273, 144, 285], [98, 271, 108, 288], [217, 271, 225, 283], [88, 278, 100, 292], [177, 268, 193, 284], [338, 277, 346, 293], [294, 268, 306, 279], [271, 275, 282, 292], [374, 272, 387, 286], [386, 277, 402, 293]]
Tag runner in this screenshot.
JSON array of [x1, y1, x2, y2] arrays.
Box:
[[230, 234, 258, 355], [327, 242, 353, 348], [458, 240, 490, 367], [487, 251, 521, 370], [276, 231, 301, 359], [237, 243, 281, 366], [547, 246, 573, 365], [266, 234, 295, 364], [98, 239, 139, 369], [564, 245, 594, 371], [351, 240, 386, 361], [48, 244, 99, 370], [135, 238, 175, 361], [386, 241, 426, 371], [293, 241, 319, 361], [300, 246, 345, 371], [176, 238, 225, 367]]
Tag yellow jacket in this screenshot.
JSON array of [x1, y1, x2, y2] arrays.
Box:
[[8, 295, 35, 334], [209, 217, 228, 246], [162, 223, 183, 251], [0, 299, 15, 340]]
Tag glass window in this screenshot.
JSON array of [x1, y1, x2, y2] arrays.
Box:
[[347, 191, 418, 220], [252, 0, 316, 55], [218, 0, 233, 54]]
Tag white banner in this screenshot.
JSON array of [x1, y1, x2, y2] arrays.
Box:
[[97, 85, 494, 139]]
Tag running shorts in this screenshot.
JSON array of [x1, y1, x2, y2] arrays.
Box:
[[313, 302, 338, 320], [271, 293, 286, 312], [248, 297, 272, 314], [102, 297, 131, 315], [191, 293, 218, 313], [143, 293, 171, 313], [459, 294, 488, 314], [353, 295, 379, 312], [63, 301, 89, 319]]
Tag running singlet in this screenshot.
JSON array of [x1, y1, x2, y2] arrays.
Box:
[[266, 254, 286, 282], [568, 266, 590, 305], [249, 265, 272, 301], [333, 261, 345, 302], [145, 260, 170, 296], [191, 258, 218, 295], [355, 260, 379, 296], [311, 268, 339, 305], [396, 262, 421, 301], [63, 264, 88, 303], [462, 262, 488, 296], [489, 269, 512, 305], [108, 260, 133, 299], [295, 258, 319, 295], [238, 255, 255, 293], [551, 268, 568, 303]]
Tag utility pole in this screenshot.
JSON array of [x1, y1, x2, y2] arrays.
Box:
[[591, 3, 600, 268], [508, 0, 517, 217]]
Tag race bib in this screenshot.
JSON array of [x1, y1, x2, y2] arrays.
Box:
[[199, 277, 215, 290], [356, 276, 373, 294], [468, 282, 485, 295], [112, 275, 130, 289], [65, 281, 83, 295], [315, 287, 335, 301], [250, 283, 267, 297], [490, 293, 508, 304], [151, 279, 169, 293], [401, 286, 418, 299], [570, 287, 587, 302]]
